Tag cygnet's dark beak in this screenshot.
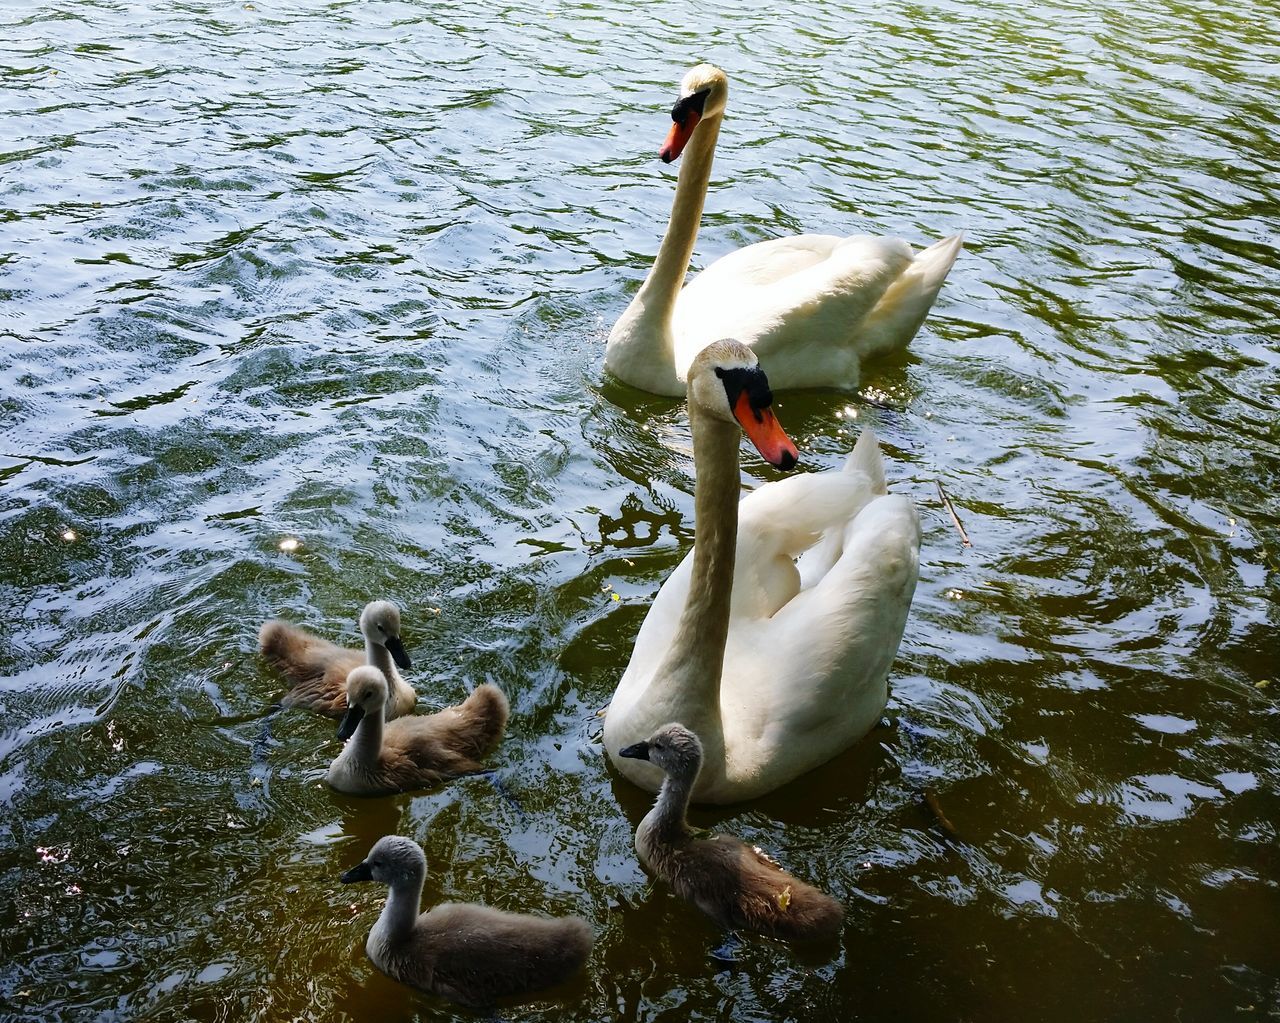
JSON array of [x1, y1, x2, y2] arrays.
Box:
[[384, 635, 411, 670], [618, 740, 651, 761], [336, 703, 365, 741], [340, 860, 373, 884]]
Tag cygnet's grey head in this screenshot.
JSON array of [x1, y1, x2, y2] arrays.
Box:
[[359, 600, 411, 670], [340, 834, 426, 887], [336, 666, 389, 740], [618, 722, 704, 781], [686, 340, 799, 471]]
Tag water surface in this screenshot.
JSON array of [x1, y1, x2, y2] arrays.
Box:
[[1, 0, 1278, 1020]]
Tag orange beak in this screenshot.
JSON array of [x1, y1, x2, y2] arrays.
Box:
[[660, 111, 700, 163], [733, 392, 799, 470]]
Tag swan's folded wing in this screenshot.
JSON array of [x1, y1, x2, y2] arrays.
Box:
[[745, 236, 915, 354], [732, 469, 880, 619], [722, 493, 921, 757], [682, 234, 844, 293], [674, 236, 912, 380], [684, 237, 916, 389]]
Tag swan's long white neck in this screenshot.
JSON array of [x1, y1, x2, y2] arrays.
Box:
[[375, 866, 425, 944], [605, 113, 722, 396], [644, 402, 740, 764]]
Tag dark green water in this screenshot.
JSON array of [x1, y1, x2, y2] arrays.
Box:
[[2, 0, 1277, 1020]]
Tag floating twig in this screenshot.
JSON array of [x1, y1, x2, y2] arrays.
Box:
[[923, 787, 964, 846], [935, 479, 972, 548]]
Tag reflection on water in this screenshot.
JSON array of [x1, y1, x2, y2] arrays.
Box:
[[1, 0, 1277, 1019]]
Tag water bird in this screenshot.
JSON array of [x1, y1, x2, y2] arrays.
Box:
[[603, 339, 920, 803], [340, 835, 593, 1008], [258, 599, 416, 719], [620, 722, 843, 940], [605, 63, 962, 396], [326, 666, 507, 795]]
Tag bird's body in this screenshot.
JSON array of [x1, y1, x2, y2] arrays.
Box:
[[258, 600, 416, 719], [621, 723, 843, 941], [341, 836, 593, 1008], [603, 341, 920, 803], [605, 64, 961, 396], [326, 667, 507, 796]]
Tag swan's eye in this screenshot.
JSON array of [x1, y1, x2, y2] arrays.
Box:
[[716, 366, 772, 418], [671, 88, 710, 127]]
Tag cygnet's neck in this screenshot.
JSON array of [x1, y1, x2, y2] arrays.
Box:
[[347, 700, 386, 766], [364, 633, 395, 680], [376, 864, 426, 943], [644, 761, 699, 844]]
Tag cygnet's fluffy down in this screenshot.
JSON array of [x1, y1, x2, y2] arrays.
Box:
[[621, 722, 843, 941], [258, 599, 416, 719], [341, 835, 593, 1007], [327, 666, 507, 795]]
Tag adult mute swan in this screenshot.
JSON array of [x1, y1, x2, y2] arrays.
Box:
[[603, 339, 920, 804], [605, 64, 963, 396]]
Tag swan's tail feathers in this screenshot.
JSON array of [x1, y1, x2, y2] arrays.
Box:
[[844, 429, 887, 495], [857, 232, 963, 360]]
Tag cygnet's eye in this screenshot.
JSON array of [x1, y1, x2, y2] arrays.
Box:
[[653, 742, 664, 751]]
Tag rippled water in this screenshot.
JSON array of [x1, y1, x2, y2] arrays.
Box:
[[2, 0, 1278, 1019]]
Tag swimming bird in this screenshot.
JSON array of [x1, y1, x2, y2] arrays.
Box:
[[605, 63, 962, 395], [620, 722, 843, 940], [340, 835, 594, 1008], [326, 666, 507, 796], [258, 600, 416, 719], [603, 339, 920, 803]]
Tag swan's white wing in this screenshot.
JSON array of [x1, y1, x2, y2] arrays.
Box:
[[856, 233, 964, 361], [673, 234, 961, 391], [732, 467, 880, 619], [721, 492, 921, 770], [796, 428, 888, 588], [673, 236, 915, 388], [681, 234, 845, 291]]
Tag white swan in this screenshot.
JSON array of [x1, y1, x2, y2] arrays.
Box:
[[603, 339, 921, 804], [605, 64, 963, 396]]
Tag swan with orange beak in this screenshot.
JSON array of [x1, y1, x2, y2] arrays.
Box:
[[605, 62, 962, 396], [604, 339, 921, 803]]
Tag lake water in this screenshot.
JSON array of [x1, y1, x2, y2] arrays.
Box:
[[1, 0, 1277, 1020]]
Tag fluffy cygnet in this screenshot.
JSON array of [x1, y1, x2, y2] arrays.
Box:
[[620, 722, 844, 941], [258, 599, 416, 719], [340, 835, 593, 1007], [326, 666, 507, 796]]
